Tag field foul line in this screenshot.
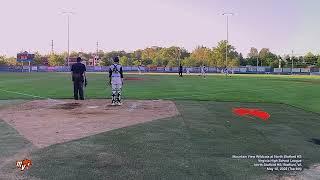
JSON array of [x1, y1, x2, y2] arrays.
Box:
[[0, 88, 59, 102], [0, 77, 50, 84]]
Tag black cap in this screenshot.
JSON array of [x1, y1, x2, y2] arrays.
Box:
[[77, 57, 82, 62], [113, 56, 119, 62]]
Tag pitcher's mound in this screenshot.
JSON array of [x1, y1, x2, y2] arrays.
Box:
[[0, 99, 179, 148]]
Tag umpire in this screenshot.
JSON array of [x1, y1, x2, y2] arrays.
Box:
[[71, 57, 87, 100], [179, 64, 183, 77]]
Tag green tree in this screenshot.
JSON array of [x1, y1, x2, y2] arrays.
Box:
[[100, 51, 127, 66], [250, 48, 278, 67], [265, 53, 278, 67], [119, 56, 133, 66], [189, 46, 212, 66], [0, 56, 17, 66], [80, 52, 92, 62], [33, 52, 43, 65], [183, 56, 197, 67], [159, 46, 182, 67], [70, 51, 80, 58], [0, 56, 6, 65], [213, 40, 239, 67], [134, 49, 142, 59], [48, 54, 65, 66], [141, 47, 159, 66], [258, 48, 270, 66], [317, 55, 320, 67], [304, 52, 317, 65], [246, 47, 259, 66], [248, 47, 259, 59], [5, 57, 17, 66], [239, 53, 246, 66]]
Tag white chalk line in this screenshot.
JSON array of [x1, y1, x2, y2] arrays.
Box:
[[0, 88, 61, 103], [0, 77, 51, 85]]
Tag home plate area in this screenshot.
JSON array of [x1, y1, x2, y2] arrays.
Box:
[[0, 99, 179, 148]]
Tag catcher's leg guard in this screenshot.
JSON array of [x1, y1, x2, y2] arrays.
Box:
[[117, 90, 122, 103], [111, 91, 117, 104], [115, 84, 122, 105], [111, 84, 117, 104]]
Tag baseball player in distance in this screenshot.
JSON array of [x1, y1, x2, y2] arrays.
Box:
[[201, 65, 207, 79], [109, 57, 124, 106]]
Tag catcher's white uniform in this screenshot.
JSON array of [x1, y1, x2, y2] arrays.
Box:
[[109, 63, 123, 105]]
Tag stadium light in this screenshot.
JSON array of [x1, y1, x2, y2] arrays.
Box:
[[291, 50, 294, 75], [222, 13, 234, 71], [62, 11, 75, 66]]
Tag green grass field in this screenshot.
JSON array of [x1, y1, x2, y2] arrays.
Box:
[[0, 73, 319, 180], [0, 73, 320, 112]]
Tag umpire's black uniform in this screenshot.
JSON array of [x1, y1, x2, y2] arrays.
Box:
[[71, 57, 86, 100], [179, 65, 183, 77]]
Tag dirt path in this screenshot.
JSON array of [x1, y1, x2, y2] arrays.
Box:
[[0, 99, 179, 148]]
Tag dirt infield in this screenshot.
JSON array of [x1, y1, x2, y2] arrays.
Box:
[[0, 99, 179, 148]]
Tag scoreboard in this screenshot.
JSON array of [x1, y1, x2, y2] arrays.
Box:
[[17, 51, 35, 62]]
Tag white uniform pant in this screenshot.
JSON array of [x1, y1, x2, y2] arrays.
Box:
[[111, 83, 122, 103], [201, 70, 206, 76]]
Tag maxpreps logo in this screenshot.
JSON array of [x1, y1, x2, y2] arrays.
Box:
[[16, 159, 32, 171]]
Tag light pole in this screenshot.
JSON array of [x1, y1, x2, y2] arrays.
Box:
[[291, 50, 294, 75], [222, 13, 234, 71], [177, 48, 181, 66], [62, 11, 74, 66], [256, 56, 259, 74]]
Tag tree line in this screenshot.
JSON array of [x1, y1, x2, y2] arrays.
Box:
[[1, 40, 320, 67]]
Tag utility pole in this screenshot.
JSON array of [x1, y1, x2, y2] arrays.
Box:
[[95, 41, 99, 66], [176, 48, 181, 66], [51, 40, 54, 55], [67, 15, 70, 66], [256, 56, 259, 74], [96, 41, 99, 54]]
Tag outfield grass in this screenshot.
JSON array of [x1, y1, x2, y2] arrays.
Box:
[[1, 101, 319, 179], [0, 72, 319, 113], [0, 73, 319, 179]]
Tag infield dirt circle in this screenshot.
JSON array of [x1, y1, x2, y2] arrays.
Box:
[[0, 99, 179, 148]]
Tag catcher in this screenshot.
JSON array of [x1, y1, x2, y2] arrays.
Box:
[[109, 56, 124, 105]]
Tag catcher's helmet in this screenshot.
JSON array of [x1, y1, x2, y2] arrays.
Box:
[[113, 56, 119, 62]]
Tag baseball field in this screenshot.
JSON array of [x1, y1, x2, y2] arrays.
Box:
[[0, 72, 319, 180]]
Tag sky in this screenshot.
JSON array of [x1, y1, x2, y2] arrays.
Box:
[[1, 0, 320, 57]]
